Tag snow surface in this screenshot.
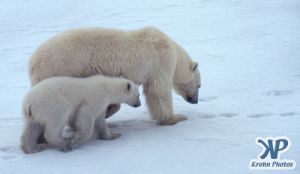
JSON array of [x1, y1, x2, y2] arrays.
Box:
[[0, 0, 299, 173]]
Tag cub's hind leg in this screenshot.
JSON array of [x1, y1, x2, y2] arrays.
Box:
[[68, 105, 95, 149], [21, 120, 49, 154]]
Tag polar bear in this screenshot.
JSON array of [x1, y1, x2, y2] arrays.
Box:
[[21, 75, 140, 154], [29, 26, 201, 125]]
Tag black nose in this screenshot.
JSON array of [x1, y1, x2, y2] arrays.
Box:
[[133, 103, 140, 107], [133, 100, 141, 107], [187, 97, 198, 104]]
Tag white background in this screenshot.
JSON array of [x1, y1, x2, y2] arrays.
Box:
[[0, 0, 299, 173]]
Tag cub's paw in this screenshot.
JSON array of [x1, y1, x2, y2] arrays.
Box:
[[98, 133, 121, 140], [31, 144, 47, 153], [158, 114, 188, 125], [109, 133, 122, 140], [60, 146, 73, 153], [23, 143, 49, 154]]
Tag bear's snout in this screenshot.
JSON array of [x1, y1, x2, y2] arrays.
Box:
[[187, 97, 198, 104], [186, 92, 198, 104]]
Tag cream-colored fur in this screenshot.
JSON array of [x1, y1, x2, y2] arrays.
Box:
[[29, 26, 201, 125], [21, 75, 140, 153]]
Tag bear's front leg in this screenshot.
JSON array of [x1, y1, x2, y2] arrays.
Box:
[[144, 82, 187, 125]]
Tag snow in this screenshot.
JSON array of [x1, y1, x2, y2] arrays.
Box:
[[0, 0, 299, 173]]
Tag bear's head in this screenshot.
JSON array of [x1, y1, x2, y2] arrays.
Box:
[[123, 81, 141, 108], [174, 62, 201, 104]]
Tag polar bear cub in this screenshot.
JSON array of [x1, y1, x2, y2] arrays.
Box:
[[21, 75, 140, 154]]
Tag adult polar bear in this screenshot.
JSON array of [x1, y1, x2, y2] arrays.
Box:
[[29, 26, 201, 125]]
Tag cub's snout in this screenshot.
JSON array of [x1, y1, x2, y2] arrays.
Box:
[[133, 98, 141, 107]]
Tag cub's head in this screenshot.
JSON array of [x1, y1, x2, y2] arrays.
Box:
[[123, 80, 141, 108], [174, 62, 201, 104]]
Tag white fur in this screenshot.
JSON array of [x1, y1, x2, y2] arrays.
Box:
[[61, 125, 75, 138], [21, 75, 140, 153], [29, 26, 201, 125]]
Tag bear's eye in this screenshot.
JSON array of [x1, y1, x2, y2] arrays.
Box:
[[127, 82, 131, 91], [197, 85, 201, 88], [192, 63, 198, 72]]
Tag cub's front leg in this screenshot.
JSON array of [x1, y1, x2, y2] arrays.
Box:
[[95, 114, 121, 140]]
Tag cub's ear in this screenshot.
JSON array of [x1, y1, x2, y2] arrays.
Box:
[[190, 62, 198, 72], [126, 82, 132, 92]]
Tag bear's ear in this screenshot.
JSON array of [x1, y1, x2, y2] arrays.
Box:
[[191, 62, 198, 72], [127, 82, 132, 92]]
